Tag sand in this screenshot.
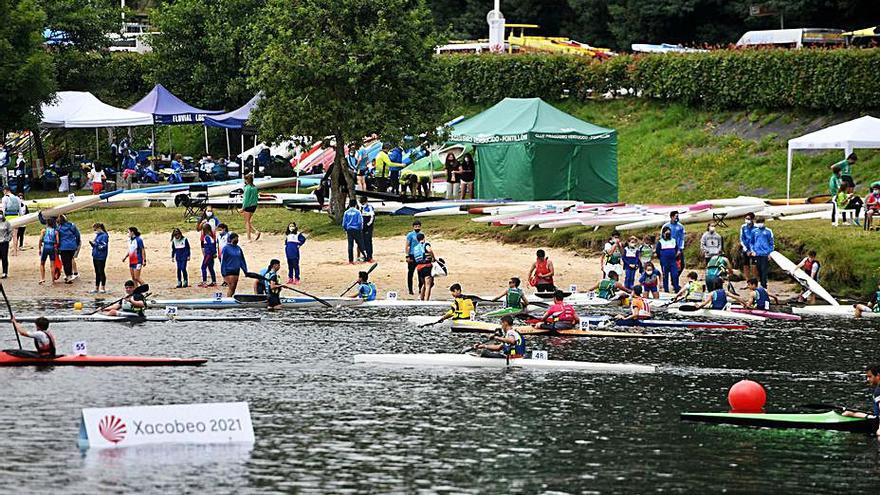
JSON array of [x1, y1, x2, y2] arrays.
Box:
[[3, 231, 798, 302]]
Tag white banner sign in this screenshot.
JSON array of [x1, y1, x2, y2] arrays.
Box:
[[79, 402, 254, 449]]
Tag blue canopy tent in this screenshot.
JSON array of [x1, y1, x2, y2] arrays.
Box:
[[128, 84, 223, 155], [204, 93, 262, 158]]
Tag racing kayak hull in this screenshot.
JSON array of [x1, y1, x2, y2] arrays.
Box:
[[12, 315, 261, 323], [729, 307, 801, 321], [0, 351, 206, 367], [354, 353, 656, 373], [148, 296, 363, 309], [681, 411, 876, 433], [614, 319, 748, 330], [668, 308, 766, 322], [791, 306, 880, 318], [450, 320, 671, 339]]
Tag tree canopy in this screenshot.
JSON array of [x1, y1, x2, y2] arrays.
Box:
[[249, 0, 449, 220]]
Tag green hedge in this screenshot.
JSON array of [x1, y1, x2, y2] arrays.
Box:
[[439, 48, 880, 111]]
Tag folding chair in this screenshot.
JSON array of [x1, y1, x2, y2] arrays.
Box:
[[182, 184, 209, 222]]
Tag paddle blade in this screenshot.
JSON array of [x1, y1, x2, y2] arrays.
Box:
[[134, 284, 150, 294], [677, 304, 697, 312], [244, 271, 263, 280]]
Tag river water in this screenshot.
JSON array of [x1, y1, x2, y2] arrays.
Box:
[[1, 300, 879, 494]]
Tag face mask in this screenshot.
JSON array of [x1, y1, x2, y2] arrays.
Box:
[[206, 212, 213, 217], [755, 223, 765, 228], [646, 269, 654, 275], [629, 242, 636, 247], [664, 234, 671, 239], [746, 219, 753, 224], [709, 228, 716, 233]]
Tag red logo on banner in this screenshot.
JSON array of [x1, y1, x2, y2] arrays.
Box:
[[98, 415, 127, 444]]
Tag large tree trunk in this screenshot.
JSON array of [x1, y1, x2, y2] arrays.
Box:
[[329, 131, 356, 223]]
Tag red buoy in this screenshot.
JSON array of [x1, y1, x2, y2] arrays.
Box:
[[728, 380, 766, 413]]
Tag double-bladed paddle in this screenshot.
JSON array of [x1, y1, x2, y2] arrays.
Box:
[[88, 284, 150, 315], [340, 262, 378, 297], [0, 284, 22, 349], [245, 272, 334, 308]]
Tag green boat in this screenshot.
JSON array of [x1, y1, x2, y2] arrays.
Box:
[[681, 410, 877, 433], [483, 306, 527, 318]]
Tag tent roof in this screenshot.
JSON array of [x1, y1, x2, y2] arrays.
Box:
[[449, 98, 614, 144], [204, 93, 261, 129], [40, 91, 154, 128], [788, 116, 880, 150], [128, 84, 222, 117]]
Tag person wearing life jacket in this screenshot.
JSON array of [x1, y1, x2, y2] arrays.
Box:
[[695, 286, 734, 311], [586, 270, 630, 303], [492, 277, 529, 312], [741, 278, 778, 310], [11, 316, 56, 358], [602, 231, 624, 278], [352, 270, 377, 302], [473, 316, 526, 359], [621, 235, 641, 289], [412, 233, 436, 300], [853, 280, 880, 318], [38, 217, 59, 285], [656, 226, 681, 293], [672, 271, 706, 303], [533, 290, 580, 331], [255, 259, 284, 310], [704, 253, 732, 292], [437, 283, 476, 323], [638, 261, 662, 299], [616, 285, 652, 320], [528, 249, 555, 293], [103, 280, 147, 317], [2, 187, 21, 217], [795, 250, 821, 303], [840, 363, 880, 438]]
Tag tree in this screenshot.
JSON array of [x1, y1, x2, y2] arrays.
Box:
[[249, 0, 449, 221], [149, 0, 264, 111], [0, 0, 55, 132]]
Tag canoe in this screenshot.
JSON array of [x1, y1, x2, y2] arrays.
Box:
[[680, 410, 877, 433], [148, 295, 364, 309], [450, 320, 672, 339], [0, 350, 206, 367], [791, 306, 880, 318], [729, 306, 801, 321], [668, 308, 766, 322], [770, 251, 838, 306], [11, 314, 261, 323], [354, 353, 656, 373]]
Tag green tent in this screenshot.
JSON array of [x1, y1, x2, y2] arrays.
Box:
[[448, 98, 617, 202]]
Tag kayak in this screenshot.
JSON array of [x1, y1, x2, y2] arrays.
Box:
[[770, 251, 838, 306], [680, 410, 877, 433], [613, 319, 748, 330], [450, 320, 672, 339], [0, 350, 206, 367], [12, 314, 262, 323], [148, 295, 363, 309], [729, 306, 801, 321], [361, 299, 451, 308], [354, 353, 656, 373], [483, 306, 528, 318], [791, 306, 880, 319], [668, 308, 766, 322]]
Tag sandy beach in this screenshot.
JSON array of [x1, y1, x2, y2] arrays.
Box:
[[3, 231, 797, 302]]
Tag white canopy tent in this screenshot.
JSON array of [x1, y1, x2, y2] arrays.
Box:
[[786, 115, 880, 200], [41, 91, 154, 128]]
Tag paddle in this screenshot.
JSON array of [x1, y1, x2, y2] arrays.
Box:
[[245, 272, 334, 308], [726, 281, 739, 297], [88, 284, 149, 315], [460, 330, 502, 354], [418, 317, 446, 328], [677, 304, 699, 312], [339, 262, 378, 297], [800, 403, 851, 413], [528, 301, 549, 309], [0, 284, 22, 350]]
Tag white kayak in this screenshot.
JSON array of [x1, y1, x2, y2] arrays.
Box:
[[668, 308, 766, 321], [12, 314, 262, 323], [770, 251, 838, 306], [148, 295, 364, 309], [362, 299, 450, 308], [10, 193, 118, 229], [354, 353, 656, 373], [791, 306, 880, 318]]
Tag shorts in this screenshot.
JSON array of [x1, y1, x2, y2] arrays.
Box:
[[841, 175, 855, 188], [417, 264, 433, 279], [742, 254, 757, 266], [267, 292, 281, 307], [129, 263, 142, 270], [536, 283, 555, 293], [40, 250, 55, 263], [643, 285, 659, 295], [243, 205, 257, 213], [357, 169, 366, 177]]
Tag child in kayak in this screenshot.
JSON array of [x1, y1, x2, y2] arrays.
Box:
[[533, 290, 580, 331], [853, 280, 880, 318], [352, 270, 377, 302], [638, 262, 662, 299], [170, 228, 191, 288], [436, 283, 476, 323], [616, 285, 652, 320], [255, 259, 284, 310], [694, 286, 742, 311], [740, 278, 779, 310], [840, 363, 880, 437], [586, 271, 630, 303], [794, 250, 820, 303], [672, 272, 706, 303], [103, 280, 147, 317], [491, 277, 529, 313], [473, 316, 525, 359], [10, 316, 55, 358]]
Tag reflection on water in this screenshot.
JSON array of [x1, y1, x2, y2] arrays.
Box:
[[0, 299, 878, 492]]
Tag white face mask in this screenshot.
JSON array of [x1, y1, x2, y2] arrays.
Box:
[[755, 223, 765, 228], [206, 212, 213, 217], [709, 228, 716, 233]]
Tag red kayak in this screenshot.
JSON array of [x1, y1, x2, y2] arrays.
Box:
[[0, 350, 207, 367]]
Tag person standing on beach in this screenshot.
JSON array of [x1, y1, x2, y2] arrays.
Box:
[[199, 223, 217, 287], [0, 213, 11, 278], [444, 153, 459, 200], [240, 174, 261, 241], [528, 249, 555, 293], [57, 215, 80, 284], [699, 224, 723, 267], [38, 218, 59, 285], [89, 223, 109, 294], [221, 232, 247, 296], [170, 228, 191, 288], [360, 196, 375, 262], [343, 199, 364, 264], [661, 211, 686, 275], [125, 226, 146, 286], [748, 217, 774, 289], [405, 220, 422, 295], [284, 222, 306, 285]]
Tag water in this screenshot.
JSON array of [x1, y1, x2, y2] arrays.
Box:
[[2, 301, 879, 494]]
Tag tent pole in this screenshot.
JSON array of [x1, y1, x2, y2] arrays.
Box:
[[204, 126, 209, 154], [786, 147, 792, 206], [95, 128, 100, 162], [151, 126, 155, 157], [225, 129, 230, 159], [254, 135, 257, 176], [168, 126, 172, 158]]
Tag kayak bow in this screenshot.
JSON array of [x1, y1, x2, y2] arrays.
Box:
[[681, 410, 877, 433]]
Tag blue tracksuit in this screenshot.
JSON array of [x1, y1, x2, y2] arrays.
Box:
[[220, 244, 248, 277], [622, 245, 640, 289], [751, 226, 775, 288], [285, 232, 306, 280], [171, 237, 191, 283], [656, 237, 680, 293]]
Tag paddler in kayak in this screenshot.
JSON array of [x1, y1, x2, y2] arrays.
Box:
[[528, 249, 555, 293], [435, 283, 476, 324], [586, 271, 630, 303], [671, 271, 706, 303], [9, 316, 56, 358], [841, 363, 880, 437], [532, 289, 580, 331], [853, 280, 880, 318], [255, 259, 284, 310], [350, 270, 377, 302], [102, 280, 147, 317], [616, 285, 651, 320], [740, 278, 779, 310], [693, 285, 741, 311], [491, 277, 528, 314], [472, 316, 525, 359]]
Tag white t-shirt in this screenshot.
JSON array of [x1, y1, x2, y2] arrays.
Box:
[[90, 169, 106, 184]]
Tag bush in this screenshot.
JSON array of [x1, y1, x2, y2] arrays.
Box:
[[440, 48, 880, 111]]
